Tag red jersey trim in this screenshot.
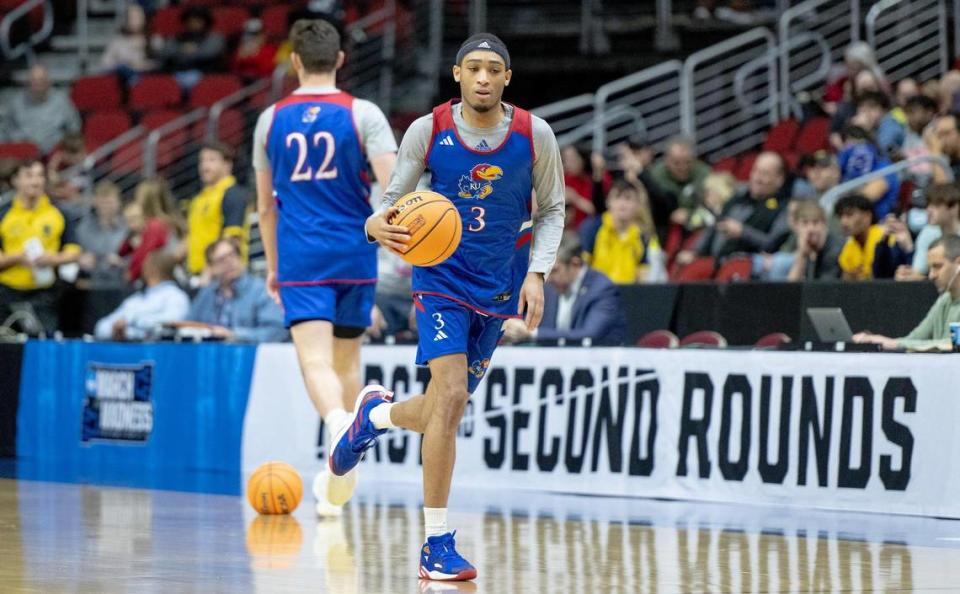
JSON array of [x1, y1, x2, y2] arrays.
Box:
[[515, 232, 532, 249], [427, 100, 534, 159], [267, 92, 360, 155], [278, 278, 377, 287], [414, 291, 522, 320]]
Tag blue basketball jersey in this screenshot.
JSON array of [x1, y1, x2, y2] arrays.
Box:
[[265, 92, 376, 285], [415, 100, 535, 317]]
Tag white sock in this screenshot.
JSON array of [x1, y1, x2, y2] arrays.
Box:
[[424, 507, 448, 540], [324, 408, 350, 439], [369, 402, 396, 430]]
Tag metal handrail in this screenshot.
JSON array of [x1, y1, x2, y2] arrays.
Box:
[[0, 0, 53, 62], [591, 60, 683, 154], [681, 27, 775, 144], [532, 94, 593, 121], [778, 0, 860, 119], [819, 155, 953, 214], [207, 78, 270, 140], [867, 0, 947, 83], [143, 108, 208, 178], [559, 105, 645, 149], [54, 125, 145, 184]]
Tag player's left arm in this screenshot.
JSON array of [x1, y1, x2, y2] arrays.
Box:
[[354, 99, 399, 192], [252, 107, 281, 305], [520, 117, 566, 330]]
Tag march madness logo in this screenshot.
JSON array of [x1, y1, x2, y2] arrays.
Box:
[[82, 362, 155, 443], [458, 164, 503, 200]]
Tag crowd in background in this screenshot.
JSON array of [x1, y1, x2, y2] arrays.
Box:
[[2, 30, 960, 347]]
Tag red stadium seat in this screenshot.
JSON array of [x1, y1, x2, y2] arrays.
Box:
[[189, 74, 243, 108], [782, 151, 800, 173], [211, 6, 249, 37], [714, 256, 752, 283], [141, 109, 183, 130], [712, 155, 739, 175], [680, 331, 728, 348], [129, 75, 182, 111], [794, 117, 831, 155], [636, 330, 679, 349], [206, 108, 245, 146], [755, 332, 792, 349], [0, 142, 40, 160], [110, 110, 184, 175], [261, 5, 290, 40], [734, 151, 758, 181], [83, 110, 133, 149], [151, 6, 181, 37], [673, 256, 715, 282], [762, 118, 799, 153], [71, 75, 122, 113]]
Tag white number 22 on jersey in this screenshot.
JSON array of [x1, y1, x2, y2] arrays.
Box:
[[286, 131, 339, 182]]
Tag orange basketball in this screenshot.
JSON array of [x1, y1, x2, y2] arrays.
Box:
[[247, 461, 303, 515], [389, 191, 462, 267]]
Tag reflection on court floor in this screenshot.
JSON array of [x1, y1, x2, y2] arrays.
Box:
[[3, 478, 960, 593]]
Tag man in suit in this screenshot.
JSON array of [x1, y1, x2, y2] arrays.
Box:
[[502, 233, 626, 346]]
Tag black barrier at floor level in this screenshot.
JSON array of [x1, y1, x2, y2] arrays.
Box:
[[54, 280, 941, 346], [0, 343, 23, 457]]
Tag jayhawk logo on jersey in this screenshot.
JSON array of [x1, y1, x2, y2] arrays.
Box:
[[469, 358, 491, 378], [457, 164, 503, 200], [301, 106, 321, 123]]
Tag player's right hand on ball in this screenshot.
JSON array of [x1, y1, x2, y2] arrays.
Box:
[[366, 206, 411, 252]]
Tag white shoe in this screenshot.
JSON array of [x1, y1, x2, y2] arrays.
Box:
[[312, 468, 359, 513]]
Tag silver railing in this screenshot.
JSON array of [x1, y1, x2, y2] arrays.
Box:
[[867, 0, 947, 84], [340, 0, 397, 110], [819, 155, 953, 214], [56, 125, 146, 198], [143, 108, 207, 182], [532, 94, 596, 143], [0, 0, 53, 63], [681, 28, 776, 161], [778, 0, 859, 119], [593, 60, 683, 154]]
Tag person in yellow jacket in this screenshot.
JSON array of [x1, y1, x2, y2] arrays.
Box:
[[186, 141, 249, 276], [580, 180, 666, 284], [0, 159, 81, 333]]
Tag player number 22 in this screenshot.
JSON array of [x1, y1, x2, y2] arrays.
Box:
[[468, 206, 485, 232], [286, 132, 338, 182]]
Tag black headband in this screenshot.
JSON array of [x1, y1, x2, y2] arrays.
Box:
[[456, 36, 510, 70]]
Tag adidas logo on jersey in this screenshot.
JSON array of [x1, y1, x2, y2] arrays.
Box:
[[478, 41, 491, 49], [433, 329, 449, 342], [439, 136, 455, 146], [475, 139, 491, 151]]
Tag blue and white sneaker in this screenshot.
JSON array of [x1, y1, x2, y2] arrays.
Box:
[[418, 531, 477, 581], [328, 384, 393, 476]]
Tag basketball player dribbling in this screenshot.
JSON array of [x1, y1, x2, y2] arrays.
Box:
[[330, 33, 565, 580], [252, 19, 398, 516]]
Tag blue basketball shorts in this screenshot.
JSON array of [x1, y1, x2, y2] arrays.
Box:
[[414, 294, 505, 394], [280, 282, 376, 331]]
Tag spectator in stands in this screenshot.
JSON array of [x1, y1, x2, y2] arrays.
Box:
[[649, 136, 710, 227], [872, 214, 914, 279], [581, 180, 665, 284], [501, 233, 626, 346], [926, 113, 960, 183], [100, 4, 156, 84], [890, 78, 919, 127], [682, 151, 790, 262], [5, 64, 81, 155], [823, 42, 887, 115], [893, 183, 960, 279], [0, 159, 81, 334], [837, 126, 899, 219], [835, 193, 887, 280], [76, 181, 127, 288], [560, 145, 601, 229], [939, 71, 960, 113], [119, 183, 173, 283], [786, 201, 844, 281], [94, 252, 189, 341], [47, 132, 91, 200], [231, 19, 279, 81], [685, 171, 737, 232], [154, 6, 226, 90], [186, 142, 248, 278], [0, 159, 17, 206], [612, 138, 676, 244], [830, 90, 893, 152], [895, 95, 937, 167], [793, 151, 841, 206], [183, 238, 286, 342], [853, 235, 960, 350]]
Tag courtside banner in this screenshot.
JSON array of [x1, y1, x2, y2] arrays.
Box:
[[242, 345, 960, 518]]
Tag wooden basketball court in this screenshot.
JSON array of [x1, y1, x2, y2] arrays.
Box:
[[1, 477, 958, 592]]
